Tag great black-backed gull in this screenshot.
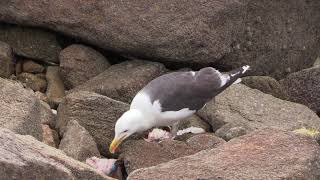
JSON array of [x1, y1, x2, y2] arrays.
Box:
[[109, 65, 250, 153]]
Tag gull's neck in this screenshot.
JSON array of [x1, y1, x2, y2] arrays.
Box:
[[129, 108, 155, 130]]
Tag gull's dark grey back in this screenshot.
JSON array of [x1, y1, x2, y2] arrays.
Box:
[[142, 67, 222, 112]]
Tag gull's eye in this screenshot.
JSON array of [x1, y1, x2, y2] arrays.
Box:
[[123, 130, 128, 133]]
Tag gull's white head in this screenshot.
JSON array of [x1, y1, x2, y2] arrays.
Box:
[[109, 109, 152, 153]]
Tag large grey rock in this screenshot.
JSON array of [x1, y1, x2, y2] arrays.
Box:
[[241, 76, 287, 99], [0, 23, 61, 64], [128, 129, 320, 179], [60, 44, 111, 89], [1, 1, 317, 78], [15, 59, 23, 75], [197, 84, 320, 133], [0, 78, 42, 140], [0, 41, 14, 78], [0, 128, 112, 180], [215, 122, 252, 141], [56, 91, 129, 156], [280, 67, 320, 114], [22, 60, 45, 73], [41, 124, 59, 148], [186, 133, 226, 152], [73, 60, 167, 103], [17, 72, 47, 92], [46, 66, 65, 109], [59, 120, 101, 162], [35, 91, 49, 103], [120, 136, 222, 174], [177, 115, 211, 132], [39, 100, 56, 128]]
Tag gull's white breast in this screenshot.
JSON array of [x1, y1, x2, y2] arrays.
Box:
[[130, 91, 195, 126]]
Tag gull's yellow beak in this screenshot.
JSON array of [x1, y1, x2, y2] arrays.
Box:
[[109, 138, 121, 154], [109, 135, 126, 154]]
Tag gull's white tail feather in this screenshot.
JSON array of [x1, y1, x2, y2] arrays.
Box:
[[242, 65, 250, 73]]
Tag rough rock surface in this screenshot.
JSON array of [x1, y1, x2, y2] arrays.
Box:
[[60, 44, 111, 89], [186, 133, 226, 152], [197, 84, 320, 132], [0, 41, 14, 78], [56, 91, 129, 156], [46, 66, 65, 108], [177, 115, 211, 133], [15, 59, 23, 75], [241, 76, 287, 99], [280, 67, 320, 114], [215, 122, 252, 141], [35, 91, 49, 103], [39, 100, 56, 128], [314, 56, 320, 67], [120, 134, 224, 174], [73, 60, 167, 103], [0, 1, 319, 78], [0, 23, 61, 63], [17, 72, 47, 92], [0, 128, 112, 180], [59, 120, 101, 162], [0, 77, 42, 140], [41, 124, 59, 148], [119, 140, 195, 174], [22, 60, 45, 73], [128, 129, 320, 179]]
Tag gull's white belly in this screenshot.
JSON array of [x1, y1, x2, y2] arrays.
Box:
[[130, 91, 196, 126]]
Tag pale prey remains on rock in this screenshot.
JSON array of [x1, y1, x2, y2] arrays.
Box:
[[110, 65, 250, 153], [144, 128, 172, 142], [86, 157, 127, 179], [86, 157, 117, 176], [145, 127, 205, 142]]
